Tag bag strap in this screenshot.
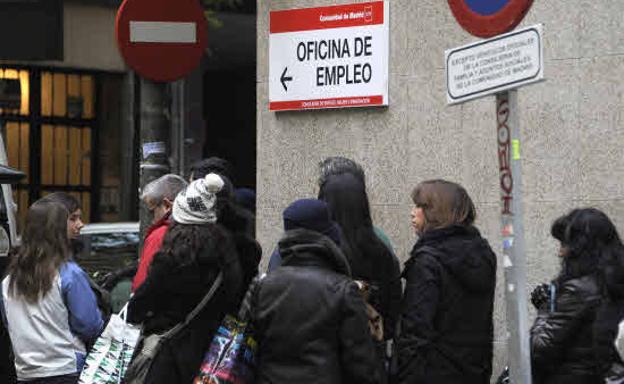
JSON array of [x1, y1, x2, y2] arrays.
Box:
[[237, 273, 265, 322], [162, 272, 224, 339], [118, 303, 130, 322]]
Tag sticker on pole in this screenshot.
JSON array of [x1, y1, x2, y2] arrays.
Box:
[[269, 1, 389, 111], [448, 0, 533, 38], [445, 24, 543, 105]]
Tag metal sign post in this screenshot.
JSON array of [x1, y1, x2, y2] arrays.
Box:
[[445, 1, 540, 380], [138, 79, 171, 242], [496, 90, 532, 383], [445, 26, 543, 381]]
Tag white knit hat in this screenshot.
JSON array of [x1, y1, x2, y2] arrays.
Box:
[[172, 173, 224, 224]]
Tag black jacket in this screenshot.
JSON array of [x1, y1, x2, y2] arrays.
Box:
[[530, 273, 606, 384], [253, 229, 381, 384], [0, 258, 16, 383], [396, 225, 496, 384], [0, 320, 15, 383], [218, 199, 262, 292], [595, 260, 624, 380], [127, 224, 243, 384]]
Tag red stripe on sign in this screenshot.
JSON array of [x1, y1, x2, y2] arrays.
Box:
[[270, 2, 384, 34], [270, 96, 384, 111]]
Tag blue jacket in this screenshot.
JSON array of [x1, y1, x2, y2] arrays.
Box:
[[1, 261, 103, 380]]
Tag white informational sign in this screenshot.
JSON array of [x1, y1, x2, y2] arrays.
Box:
[[269, 1, 389, 111], [142, 141, 166, 159], [446, 24, 544, 105]]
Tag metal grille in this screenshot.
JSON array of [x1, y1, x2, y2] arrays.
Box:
[[0, 66, 100, 229]]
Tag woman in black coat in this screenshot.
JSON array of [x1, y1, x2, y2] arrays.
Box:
[[530, 208, 624, 384], [127, 174, 244, 384], [396, 180, 497, 384]]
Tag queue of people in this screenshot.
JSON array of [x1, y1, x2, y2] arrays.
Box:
[[0, 155, 623, 384]]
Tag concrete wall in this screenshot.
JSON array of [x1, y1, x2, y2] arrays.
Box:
[[257, 0, 624, 377], [63, 3, 126, 71], [0, 3, 126, 72]]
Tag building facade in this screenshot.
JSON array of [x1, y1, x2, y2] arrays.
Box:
[[256, 0, 624, 375], [0, 1, 134, 226], [0, 0, 258, 227]]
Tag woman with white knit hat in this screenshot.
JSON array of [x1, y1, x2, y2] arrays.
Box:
[[127, 173, 244, 384]]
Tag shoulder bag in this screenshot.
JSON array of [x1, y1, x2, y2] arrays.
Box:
[[123, 272, 223, 384]]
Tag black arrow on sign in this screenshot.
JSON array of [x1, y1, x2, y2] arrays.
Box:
[[281, 67, 293, 91]]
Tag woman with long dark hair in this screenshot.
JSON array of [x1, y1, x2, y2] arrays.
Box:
[[127, 174, 244, 384], [0, 200, 103, 384], [318, 171, 401, 383], [531, 208, 624, 383], [38, 192, 84, 241], [397, 180, 496, 383], [319, 172, 402, 343]]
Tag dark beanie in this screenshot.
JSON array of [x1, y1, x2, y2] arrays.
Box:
[[282, 199, 341, 245], [235, 188, 256, 213]]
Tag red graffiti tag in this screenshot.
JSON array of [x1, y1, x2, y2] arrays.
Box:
[[497, 96, 513, 215]]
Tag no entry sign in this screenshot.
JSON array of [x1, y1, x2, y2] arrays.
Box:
[[448, 0, 533, 38], [116, 0, 207, 82], [269, 1, 389, 111]]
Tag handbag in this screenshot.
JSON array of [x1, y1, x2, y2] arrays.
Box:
[[193, 275, 263, 384], [354, 280, 384, 342], [123, 272, 224, 384], [79, 304, 141, 384]]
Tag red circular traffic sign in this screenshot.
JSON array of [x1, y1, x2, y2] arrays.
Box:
[[116, 0, 207, 82], [448, 0, 533, 38]]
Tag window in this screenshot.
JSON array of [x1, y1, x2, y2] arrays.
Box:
[[1, 67, 99, 230]]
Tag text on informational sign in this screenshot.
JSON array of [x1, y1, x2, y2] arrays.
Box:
[[296, 37, 373, 86], [446, 25, 543, 104]]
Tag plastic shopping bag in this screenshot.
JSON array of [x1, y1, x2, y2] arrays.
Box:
[[193, 314, 257, 384], [79, 304, 141, 384], [194, 275, 264, 384]]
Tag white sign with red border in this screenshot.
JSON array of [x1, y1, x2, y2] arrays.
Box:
[[269, 1, 389, 111]]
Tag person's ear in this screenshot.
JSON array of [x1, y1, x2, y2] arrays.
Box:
[[163, 198, 173, 211]]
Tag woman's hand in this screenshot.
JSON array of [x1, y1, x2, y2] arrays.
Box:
[[531, 283, 551, 311]]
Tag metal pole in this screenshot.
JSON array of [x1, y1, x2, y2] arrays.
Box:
[[139, 79, 171, 240], [170, 79, 186, 176], [496, 90, 532, 383]]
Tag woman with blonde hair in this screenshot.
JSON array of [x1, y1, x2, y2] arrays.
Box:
[[396, 180, 496, 384], [0, 200, 103, 384]]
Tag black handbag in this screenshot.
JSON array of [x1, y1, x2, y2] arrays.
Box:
[[123, 272, 223, 384]]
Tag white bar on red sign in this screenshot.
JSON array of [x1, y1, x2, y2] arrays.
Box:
[[130, 21, 197, 44]]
